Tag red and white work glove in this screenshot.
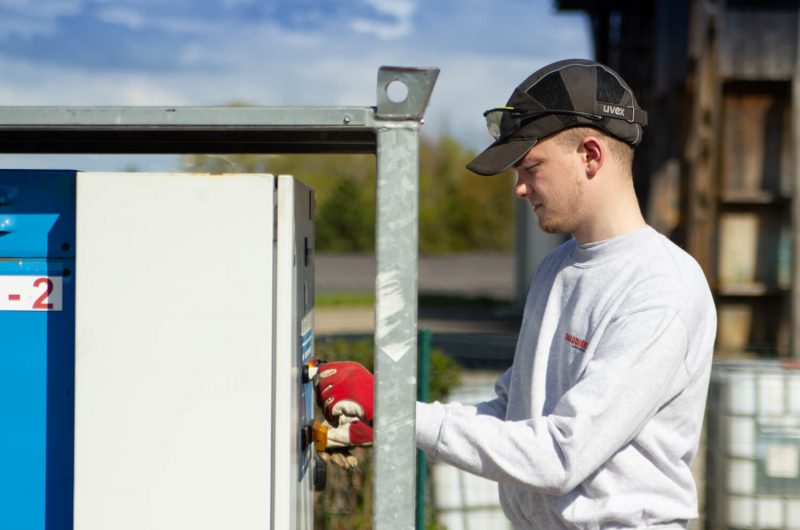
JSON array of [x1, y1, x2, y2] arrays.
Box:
[[311, 361, 374, 468]]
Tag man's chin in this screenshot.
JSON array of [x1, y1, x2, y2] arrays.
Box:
[[537, 217, 567, 235]]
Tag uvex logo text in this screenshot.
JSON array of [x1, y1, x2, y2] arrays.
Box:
[[564, 333, 588, 351], [602, 104, 625, 117]]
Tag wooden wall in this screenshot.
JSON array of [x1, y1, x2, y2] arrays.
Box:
[[558, 0, 800, 358]]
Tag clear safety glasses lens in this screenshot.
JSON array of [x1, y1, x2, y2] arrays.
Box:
[[483, 107, 512, 140], [483, 107, 605, 141]]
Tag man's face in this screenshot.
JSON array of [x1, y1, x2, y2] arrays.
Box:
[[513, 136, 585, 235]]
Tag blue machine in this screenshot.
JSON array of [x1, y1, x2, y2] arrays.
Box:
[[0, 170, 75, 530]]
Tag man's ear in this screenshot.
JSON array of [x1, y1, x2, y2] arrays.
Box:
[[582, 136, 603, 178]]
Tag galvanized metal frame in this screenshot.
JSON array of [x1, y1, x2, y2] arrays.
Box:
[[0, 65, 439, 530]]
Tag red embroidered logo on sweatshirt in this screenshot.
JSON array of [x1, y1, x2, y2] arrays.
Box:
[[564, 332, 588, 351]]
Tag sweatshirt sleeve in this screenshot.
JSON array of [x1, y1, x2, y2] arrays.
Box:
[[416, 307, 690, 495], [417, 367, 511, 452]]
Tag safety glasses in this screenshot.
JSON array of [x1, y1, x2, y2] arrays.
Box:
[[482, 106, 603, 140]]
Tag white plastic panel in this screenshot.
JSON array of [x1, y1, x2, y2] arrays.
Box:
[[74, 172, 276, 530]]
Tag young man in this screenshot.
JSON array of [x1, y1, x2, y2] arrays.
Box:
[[319, 59, 717, 529]]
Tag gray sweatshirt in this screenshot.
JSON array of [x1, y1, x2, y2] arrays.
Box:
[[417, 227, 717, 529]]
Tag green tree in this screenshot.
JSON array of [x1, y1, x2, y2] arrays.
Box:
[[182, 132, 514, 254], [419, 135, 514, 252], [316, 176, 375, 252]]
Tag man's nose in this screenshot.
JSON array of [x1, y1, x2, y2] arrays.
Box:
[[515, 177, 530, 198]]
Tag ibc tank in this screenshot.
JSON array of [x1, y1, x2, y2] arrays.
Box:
[[706, 360, 800, 529]]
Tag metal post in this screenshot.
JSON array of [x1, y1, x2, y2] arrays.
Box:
[[371, 66, 438, 530], [374, 122, 420, 530]]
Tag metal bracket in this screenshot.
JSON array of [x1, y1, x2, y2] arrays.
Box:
[[376, 66, 439, 121]]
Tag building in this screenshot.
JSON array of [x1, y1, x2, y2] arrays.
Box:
[[558, 0, 800, 359]]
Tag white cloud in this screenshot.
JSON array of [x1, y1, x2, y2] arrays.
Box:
[[0, 0, 81, 38], [176, 42, 207, 67], [363, 0, 416, 19], [0, 0, 80, 16], [0, 153, 183, 173], [0, 54, 190, 105], [221, 0, 255, 8], [0, 16, 56, 38], [351, 0, 416, 39], [94, 4, 229, 36], [153, 16, 220, 35], [350, 17, 412, 40], [113, 77, 190, 106], [95, 6, 145, 30]]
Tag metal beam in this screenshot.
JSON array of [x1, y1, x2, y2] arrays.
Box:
[[0, 66, 439, 156], [0, 106, 378, 154]]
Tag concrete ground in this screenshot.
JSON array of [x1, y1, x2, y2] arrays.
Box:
[[316, 252, 516, 299], [314, 252, 521, 335]]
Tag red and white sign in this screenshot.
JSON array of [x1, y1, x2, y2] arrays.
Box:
[[0, 275, 63, 311]]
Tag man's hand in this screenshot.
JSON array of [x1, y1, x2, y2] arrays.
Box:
[[314, 361, 374, 423], [311, 360, 374, 469], [312, 417, 373, 469], [322, 416, 373, 469], [324, 416, 373, 448]]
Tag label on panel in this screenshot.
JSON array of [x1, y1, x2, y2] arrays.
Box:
[[0, 275, 63, 311]]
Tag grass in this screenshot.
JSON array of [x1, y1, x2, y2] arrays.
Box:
[[315, 291, 510, 308], [316, 291, 375, 307]]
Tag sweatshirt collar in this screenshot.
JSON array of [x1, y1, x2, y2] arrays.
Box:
[[571, 226, 655, 266]]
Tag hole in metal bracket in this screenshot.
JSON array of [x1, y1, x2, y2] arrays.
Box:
[[386, 80, 409, 103]]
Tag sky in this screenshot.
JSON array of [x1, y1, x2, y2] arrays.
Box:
[[0, 0, 591, 171]]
